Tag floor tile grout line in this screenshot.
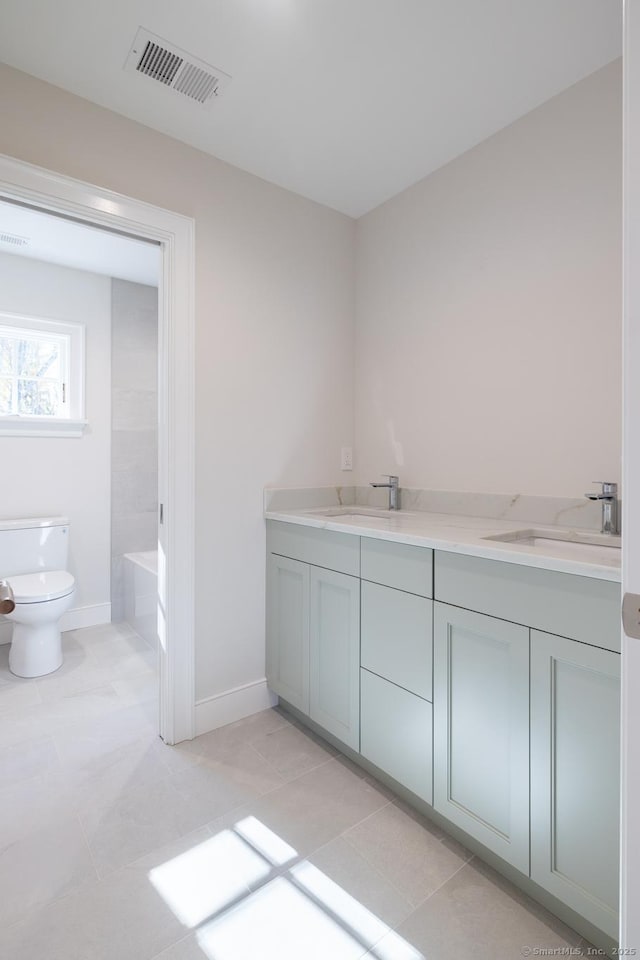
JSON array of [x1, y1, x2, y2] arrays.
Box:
[[242, 738, 290, 790], [336, 801, 475, 913], [245, 742, 344, 789], [197, 737, 300, 802], [388, 796, 476, 856], [66, 741, 303, 882], [355, 854, 477, 956], [79, 746, 391, 889], [63, 818, 214, 896], [280, 791, 396, 874], [0, 813, 105, 934], [297, 801, 414, 905], [312, 790, 394, 850], [337, 819, 427, 910], [74, 807, 103, 885], [148, 930, 197, 960], [399, 854, 475, 914]]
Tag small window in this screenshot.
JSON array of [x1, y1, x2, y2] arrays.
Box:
[[0, 313, 86, 437]]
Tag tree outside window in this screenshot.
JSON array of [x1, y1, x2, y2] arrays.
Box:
[[0, 331, 66, 417]]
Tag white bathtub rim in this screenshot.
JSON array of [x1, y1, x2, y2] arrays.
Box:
[[124, 550, 158, 576]]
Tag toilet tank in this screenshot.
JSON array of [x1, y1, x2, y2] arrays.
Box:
[[0, 517, 70, 577]]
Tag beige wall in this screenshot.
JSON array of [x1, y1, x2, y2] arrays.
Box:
[[355, 61, 622, 497], [0, 64, 356, 702], [0, 252, 111, 616]]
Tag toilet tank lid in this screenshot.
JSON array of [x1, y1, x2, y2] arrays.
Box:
[[0, 516, 69, 532]]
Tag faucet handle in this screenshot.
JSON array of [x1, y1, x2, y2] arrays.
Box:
[[383, 475, 399, 484], [591, 481, 618, 496]]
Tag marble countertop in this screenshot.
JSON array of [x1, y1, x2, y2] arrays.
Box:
[[265, 506, 621, 583]]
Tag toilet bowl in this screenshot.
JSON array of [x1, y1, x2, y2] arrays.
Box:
[[0, 517, 75, 679], [5, 571, 75, 678]]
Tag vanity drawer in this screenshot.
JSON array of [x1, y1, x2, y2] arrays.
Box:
[[435, 551, 621, 652], [361, 668, 433, 804], [361, 580, 432, 700], [361, 537, 432, 597], [266, 520, 359, 576]]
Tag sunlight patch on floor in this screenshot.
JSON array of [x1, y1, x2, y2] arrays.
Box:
[[196, 876, 374, 960], [290, 859, 390, 947], [234, 815, 297, 866], [149, 828, 270, 927], [149, 816, 424, 959]]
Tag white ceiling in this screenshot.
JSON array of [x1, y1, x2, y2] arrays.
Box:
[[0, 202, 160, 285], [0, 0, 622, 217]]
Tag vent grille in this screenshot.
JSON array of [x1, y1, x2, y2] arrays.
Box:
[[125, 28, 231, 108], [0, 233, 29, 247], [137, 41, 183, 85], [173, 63, 219, 104]]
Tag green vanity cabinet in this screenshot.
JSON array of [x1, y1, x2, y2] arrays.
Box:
[[266, 553, 310, 714], [433, 602, 530, 873], [309, 566, 360, 751], [530, 630, 621, 940], [266, 522, 622, 946]]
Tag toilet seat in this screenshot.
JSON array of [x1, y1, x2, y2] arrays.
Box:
[[8, 571, 75, 604]]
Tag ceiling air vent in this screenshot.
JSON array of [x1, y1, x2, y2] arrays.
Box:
[[124, 28, 231, 107], [0, 232, 29, 247]]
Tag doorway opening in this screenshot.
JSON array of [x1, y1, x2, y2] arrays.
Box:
[[0, 153, 195, 745]]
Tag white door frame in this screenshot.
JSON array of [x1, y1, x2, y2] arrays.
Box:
[[0, 152, 195, 746], [622, 0, 640, 946]]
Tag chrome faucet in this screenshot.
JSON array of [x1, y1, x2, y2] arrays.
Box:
[[370, 475, 399, 510], [585, 482, 619, 535]]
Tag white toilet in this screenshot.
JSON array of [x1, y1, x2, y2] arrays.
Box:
[[0, 517, 75, 678]]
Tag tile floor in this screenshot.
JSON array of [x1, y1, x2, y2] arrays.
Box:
[[0, 622, 595, 959]]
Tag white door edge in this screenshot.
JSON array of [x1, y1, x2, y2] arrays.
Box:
[[0, 151, 196, 745], [622, 0, 640, 946]]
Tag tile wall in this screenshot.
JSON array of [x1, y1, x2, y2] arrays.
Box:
[[110, 279, 158, 621]]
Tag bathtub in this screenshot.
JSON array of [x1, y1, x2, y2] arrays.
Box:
[[123, 550, 158, 649]]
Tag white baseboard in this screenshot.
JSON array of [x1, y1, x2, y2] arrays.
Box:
[[0, 601, 112, 645], [195, 679, 277, 736], [61, 602, 112, 632]]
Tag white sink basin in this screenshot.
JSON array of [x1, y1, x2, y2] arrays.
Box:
[[326, 513, 383, 520], [483, 528, 621, 562], [322, 507, 396, 520]]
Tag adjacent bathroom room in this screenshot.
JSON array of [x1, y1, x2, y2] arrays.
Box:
[[0, 199, 161, 697]]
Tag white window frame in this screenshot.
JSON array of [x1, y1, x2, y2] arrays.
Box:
[[0, 311, 86, 437]]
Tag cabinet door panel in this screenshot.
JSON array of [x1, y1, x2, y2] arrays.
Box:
[[531, 630, 620, 939], [266, 554, 309, 713], [361, 668, 432, 803], [361, 580, 432, 700], [433, 603, 530, 872], [309, 567, 360, 750]]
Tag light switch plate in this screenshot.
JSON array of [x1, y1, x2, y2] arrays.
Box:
[[341, 446, 353, 471]]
